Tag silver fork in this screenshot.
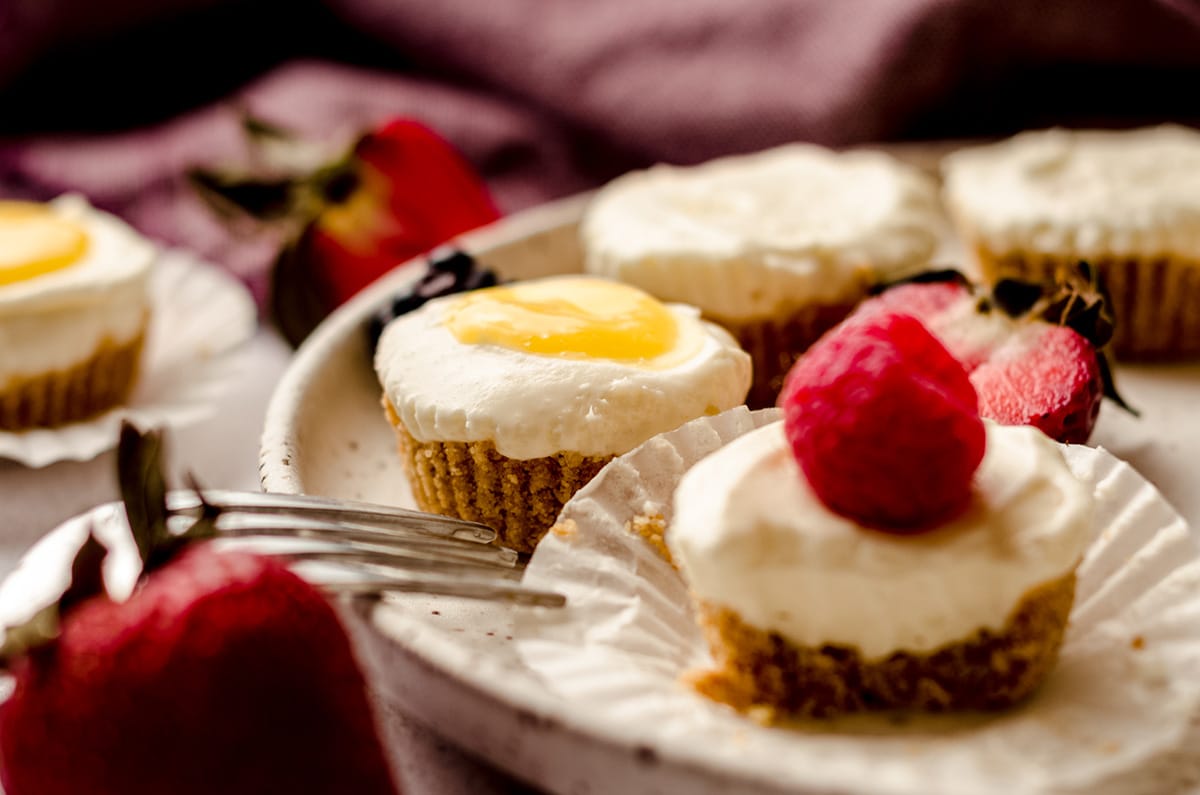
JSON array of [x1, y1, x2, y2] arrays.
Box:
[[165, 490, 565, 608]]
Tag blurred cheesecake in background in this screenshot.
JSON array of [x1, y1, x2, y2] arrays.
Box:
[[581, 144, 943, 407], [942, 125, 1200, 360], [0, 195, 154, 430]]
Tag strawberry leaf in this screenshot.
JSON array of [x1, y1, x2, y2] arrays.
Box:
[[992, 278, 1045, 318], [869, 268, 969, 295], [1039, 289, 1115, 349], [180, 472, 222, 542], [0, 527, 108, 667], [312, 163, 360, 205], [59, 532, 108, 613], [239, 112, 297, 143], [0, 604, 60, 667], [187, 168, 300, 224], [1031, 261, 1116, 348], [188, 114, 354, 227], [1097, 353, 1140, 416], [270, 226, 333, 347], [117, 422, 171, 571]]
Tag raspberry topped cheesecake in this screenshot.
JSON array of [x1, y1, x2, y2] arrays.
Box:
[[0, 196, 154, 430], [375, 274, 751, 552], [668, 312, 1091, 717]]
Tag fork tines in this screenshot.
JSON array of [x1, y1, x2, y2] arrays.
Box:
[[167, 490, 498, 543], [165, 490, 565, 608]]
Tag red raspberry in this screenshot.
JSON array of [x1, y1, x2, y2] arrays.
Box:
[[779, 312, 986, 532]]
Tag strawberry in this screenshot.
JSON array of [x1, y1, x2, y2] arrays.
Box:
[[851, 268, 1126, 444], [0, 426, 399, 795], [191, 115, 501, 345], [780, 312, 986, 532], [306, 119, 501, 308]]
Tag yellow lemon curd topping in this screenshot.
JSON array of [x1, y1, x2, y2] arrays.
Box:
[[0, 202, 90, 287], [444, 277, 697, 366]]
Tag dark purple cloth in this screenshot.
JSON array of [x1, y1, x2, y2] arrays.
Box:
[[3, 0, 1200, 295]]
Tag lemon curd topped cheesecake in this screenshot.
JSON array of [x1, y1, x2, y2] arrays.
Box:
[[374, 275, 751, 552], [0, 196, 155, 430], [581, 144, 943, 406]]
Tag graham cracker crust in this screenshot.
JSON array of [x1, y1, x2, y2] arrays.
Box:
[[687, 571, 1076, 719], [384, 401, 612, 553], [717, 301, 862, 409], [627, 513, 673, 565], [0, 332, 145, 430], [975, 247, 1200, 360]]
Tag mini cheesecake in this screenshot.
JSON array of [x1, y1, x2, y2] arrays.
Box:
[[582, 144, 942, 406], [942, 125, 1200, 359], [374, 275, 751, 553], [0, 196, 155, 430], [669, 420, 1090, 717]]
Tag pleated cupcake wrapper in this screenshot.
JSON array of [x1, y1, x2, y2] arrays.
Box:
[[0, 332, 144, 431], [718, 302, 861, 409], [0, 249, 257, 468], [975, 247, 1200, 361], [388, 415, 612, 554], [516, 406, 1200, 795]]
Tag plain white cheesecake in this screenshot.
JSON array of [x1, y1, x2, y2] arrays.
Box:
[[582, 143, 943, 321]]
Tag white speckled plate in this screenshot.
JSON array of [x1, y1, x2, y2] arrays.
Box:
[[259, 184, 1200, 794]]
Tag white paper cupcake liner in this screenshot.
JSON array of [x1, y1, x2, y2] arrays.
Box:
[[0, 248, 257, 468], [517, 407, 1200, 795]]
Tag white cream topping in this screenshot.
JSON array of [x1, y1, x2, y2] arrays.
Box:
[[669, 420, 1090, 659], [0, 196, 154, 383], [942, 125, 1200, 258], [581, 144, 943, 320], [375, 284, 752, 460]]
